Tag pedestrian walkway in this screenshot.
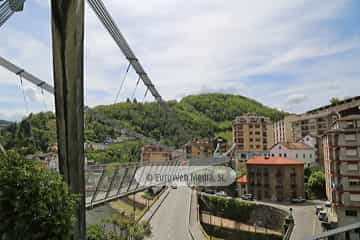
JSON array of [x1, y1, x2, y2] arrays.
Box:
[[189, 189, 208, 240], [139, 188, 170, 223]]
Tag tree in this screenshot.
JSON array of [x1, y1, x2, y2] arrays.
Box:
[[0, 151, 78, 240], [306, 168, 326, 199], [330, 97, 341, 105]]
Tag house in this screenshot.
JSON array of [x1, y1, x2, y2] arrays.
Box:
[[270, 142, 316, 168], [141, 144, 172, 162], [184, 138, 216, 159], [247, 156, 305, 202]]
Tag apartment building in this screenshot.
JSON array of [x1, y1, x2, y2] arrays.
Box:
[[184, 137, 227, 159], [270, 142, 316, 168], [232, 113, 274, 161], [273, 114, 298, 143], [323, 115, 360, 232], [247, 156, 304, 201], [141, 144, 172, 162]]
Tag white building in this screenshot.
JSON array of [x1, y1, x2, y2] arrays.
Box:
[[270, 142, 316, 168], [299, 134, 317, 148]]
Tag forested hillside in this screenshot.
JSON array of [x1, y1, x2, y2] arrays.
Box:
[[0, 93, 285, 154]]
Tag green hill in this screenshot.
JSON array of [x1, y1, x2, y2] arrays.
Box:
[[0, 93, 285, 154]]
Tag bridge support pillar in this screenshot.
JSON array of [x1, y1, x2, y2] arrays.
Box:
[[51, 1, 85, 239]]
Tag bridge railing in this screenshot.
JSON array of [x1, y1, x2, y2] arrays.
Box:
[[85, 160, 183, 208], [85, 156, 232, 208]]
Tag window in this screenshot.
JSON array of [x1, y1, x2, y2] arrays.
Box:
[[346, 148, 357, 156], [279, 153, 282, 157], [345, 210, 358, 217], [350, 194, 360, 202], [250, 138, 254, 142], [303, 154, 306, 159], [279, 146, 282, 150], [284, 153, 287, 157], [309, 154, 312, 158], [348, 164, 358, 171], [349, 179, 360, 186], [296, 154, 298, 158], [271, 154, 275, 157], [345, 134, 356, 141]]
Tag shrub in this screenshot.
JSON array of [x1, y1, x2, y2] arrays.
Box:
[[0, 151, 78, 240]]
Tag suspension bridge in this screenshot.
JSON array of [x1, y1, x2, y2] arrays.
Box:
[[0, 2, 234, 239]]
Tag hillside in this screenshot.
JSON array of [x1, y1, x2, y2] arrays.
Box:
[[0, 120, 11, 129], [0, 93, 285, 154]]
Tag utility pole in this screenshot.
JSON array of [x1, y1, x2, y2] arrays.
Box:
[[50, 1, 85, 239]]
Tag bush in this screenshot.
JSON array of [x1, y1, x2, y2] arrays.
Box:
[[199, 194, 255, 222], [0, 152, 78, 240], [86, 214, 152, 240]]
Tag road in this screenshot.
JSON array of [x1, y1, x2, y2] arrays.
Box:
[[148, 187, 192, 240], [256, 200, 324, 240]]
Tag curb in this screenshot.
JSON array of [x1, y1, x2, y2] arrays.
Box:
[[139, 188, 170, 223]]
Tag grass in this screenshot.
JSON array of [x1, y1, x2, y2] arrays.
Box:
[[111, 199, 144, 220]]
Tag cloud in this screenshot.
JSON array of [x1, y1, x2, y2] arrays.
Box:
[[285, 94, 308, 105], [0, 0, 359, 120]]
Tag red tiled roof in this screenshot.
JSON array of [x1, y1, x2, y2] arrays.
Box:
[[237, 175, 247, 183], [247, 156, 304, 165], [281, 142, 312, 150]]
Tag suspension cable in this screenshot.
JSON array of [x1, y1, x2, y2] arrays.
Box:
[[17, 70, 29, 114], [131, 76, 141, 101], [114, 62, 131, 104], [39, 86, 48, 112], [142, 88, 149, 103]]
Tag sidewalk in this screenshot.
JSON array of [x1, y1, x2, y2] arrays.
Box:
[[139, 188, 170, 223], [188, 190, 207, 240]]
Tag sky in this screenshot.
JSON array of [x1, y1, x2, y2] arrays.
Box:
[[0, 0, 359, 121]]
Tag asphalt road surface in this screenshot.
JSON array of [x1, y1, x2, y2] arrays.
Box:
[[256, 200, 324, 240], [149, 187, 192, 240]]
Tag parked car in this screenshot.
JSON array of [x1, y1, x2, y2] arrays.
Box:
[[315, 206, 324, 215], [318, 210, 328, 222], [291, 198, 306, 203], [324, 201, 332, 208], [241, 194, 254, 201]]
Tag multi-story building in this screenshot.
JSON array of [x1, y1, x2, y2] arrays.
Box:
[[323, 114, 360, 232], [141, 144, 172, 162], [232, 113, 274, 161], [273, 114, 298, 143], [184, 137, 227, 159], [247, 156, 304, 201], [270, 142, 316, 168]]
